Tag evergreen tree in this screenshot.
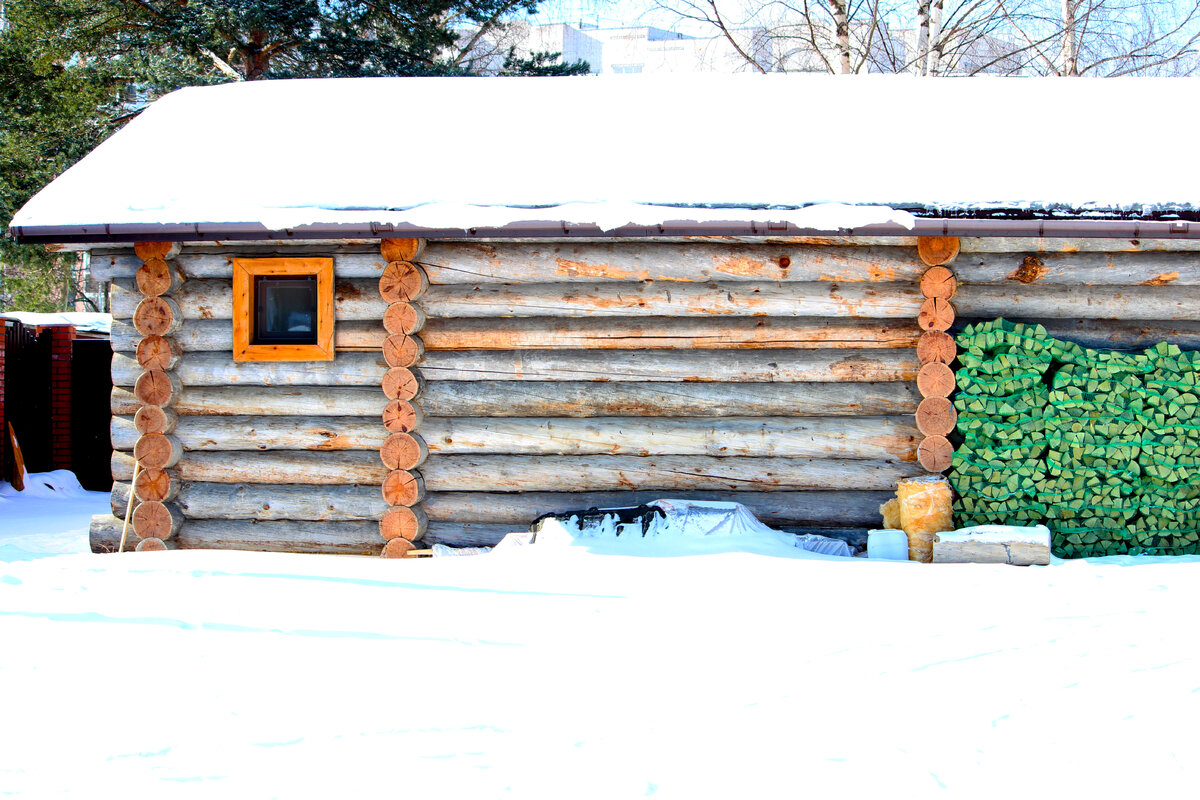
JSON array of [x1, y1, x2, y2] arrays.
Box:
[[0, 0, 585, 311]]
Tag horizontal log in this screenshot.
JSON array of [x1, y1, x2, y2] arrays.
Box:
[[957, 237, 1200, 254], [419, 455, 924, 492], [954, 318, 1200, 351], [112, 319, 385, 353], [419, 316, 920, 351], [89, 514, 138, 554], [111, 279, 384, 321], [110, 482, 893, 528], [113, 352, 386, 387], [112, 415, 383, 452], [416, 381, 919, 417], [113, 385, 387, 417], [92, 249, 387, 281], [114, 481, 385, 521], [419, 522, 870, 549], [955, 251, 1200, 285], [89, 514, 381, 555], [419, 349, 916, 383], [422, 490, 893, 528], [420, 282, 922, 319], [112, 450, 923, 491], [112, 415, 918, 459], [955, 285, 1200, 320], [93, 243, 927, 284], [420, 416, 917, 459], [114, 450, 387, 484]]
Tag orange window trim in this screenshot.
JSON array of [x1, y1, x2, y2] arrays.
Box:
[[232, 257, 335, 362]]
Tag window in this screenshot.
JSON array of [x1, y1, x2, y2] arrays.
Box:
[[232, 258, 334, 361]]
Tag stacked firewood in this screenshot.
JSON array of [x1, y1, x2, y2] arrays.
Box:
[[952, 319, 1200, 558]]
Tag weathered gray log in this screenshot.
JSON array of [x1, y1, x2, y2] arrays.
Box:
[[955, 285, 1200, 320], [110, 482, 893, 527], [93, 243, 926, 284], [93, 250, 388, 281], [418, 455, 924, 492], [112, 414, 917, 459], [415, 380, 919, 417], [111, 449, 922, 491], [957, 237, 1200, 254], [417, 316, 920, 351], [955, 317, 1200, 351], [419, 282, 922, 319], [114, 481, 386, 521], [112, 352, 386, 388], [418, 349, 916, 383], [422, 490, 894, 527], [111, 319, 385, 353], [110, 278, 385, 321], [89, 514, 140, 553], [419, 416, 917, 459], [955, 251, 1200, 285], [113, 450, 387, 484], [112, 415, 384, 452], [112, 385, 388, 417], [89, 513, 381, 555]]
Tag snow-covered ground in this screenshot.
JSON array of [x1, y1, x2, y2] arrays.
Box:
[[2, 478, 1200, 797]]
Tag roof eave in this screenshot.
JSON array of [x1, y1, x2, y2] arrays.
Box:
[[8, 216, 1200, 244]]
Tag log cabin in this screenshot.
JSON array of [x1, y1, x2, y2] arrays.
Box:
[[9, 75, 1200, 557]]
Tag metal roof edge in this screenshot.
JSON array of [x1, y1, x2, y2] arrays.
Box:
[[9, 217, 1199, 244]]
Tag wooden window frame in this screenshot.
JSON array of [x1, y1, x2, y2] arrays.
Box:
[[232, 257, 335, 362]]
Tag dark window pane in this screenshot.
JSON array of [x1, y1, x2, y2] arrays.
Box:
[[254, 276, 318, 344]]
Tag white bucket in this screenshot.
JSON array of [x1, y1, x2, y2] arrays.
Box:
[[867, 529, 909, 560]]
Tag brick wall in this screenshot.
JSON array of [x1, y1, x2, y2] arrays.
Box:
[[49, 325, 74, 472], [0, 321, 6, 478]]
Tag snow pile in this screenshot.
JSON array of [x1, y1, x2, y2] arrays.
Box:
[[1, 311, 111, 334], [937, 524, 1052, 546], [520, 499, 852, 558], [0, 471, 109, 560]]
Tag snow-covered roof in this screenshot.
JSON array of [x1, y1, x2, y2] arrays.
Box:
[[10, 74, 1200, 242], [2, 312, 111, 334]]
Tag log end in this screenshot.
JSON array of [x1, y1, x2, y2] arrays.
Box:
[[380, 506, 429, 542], [917, 297, 955, 332], [916, 330, 957, 365], [916, 396, 958, 437], [381, 537, 418, 558], [379, 261, 429, 303], [380, 432, 429, 471], [916, 236, 960, 267], [916, 361, 957, 398], [383, 367, 423, 401], [919, 266, 957, 300], [382, 400, 423, 433], [917, 435, 953, 472], [134, 241, 180, 261], [380, 238, 425, 264], [382, 470, 425, 507], [383, 302, 425, 336]]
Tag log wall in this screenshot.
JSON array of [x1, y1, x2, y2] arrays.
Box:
[[93, 237, 1200, 556]]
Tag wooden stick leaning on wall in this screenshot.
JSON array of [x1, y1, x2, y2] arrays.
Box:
[[377, 239, 429, 557], [915, 238, 958, 473]]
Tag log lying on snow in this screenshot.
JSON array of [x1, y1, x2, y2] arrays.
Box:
[[113, 352, 386, 387], [954, 251, 1200, 286], [112, 319, 386, 353], [92, 243, 926, 284], [112, 414, 919, 459], [932, 526, 1051, 566], [111, 278, 385, 321], [90, 514, 381, 555], [420, 282, 922, 319], [418, 455, 925, 492], [112, 415, 384, 452], [953, 317, 1200, 351], [954, 284, 1200, 320], [416, 380, 919, 418], [112, 450, 924, 491], [419, 316, 921, 351], [112, 385, 388, 417], [114, 450, 388, 485], [418, 349, 917, 383]]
